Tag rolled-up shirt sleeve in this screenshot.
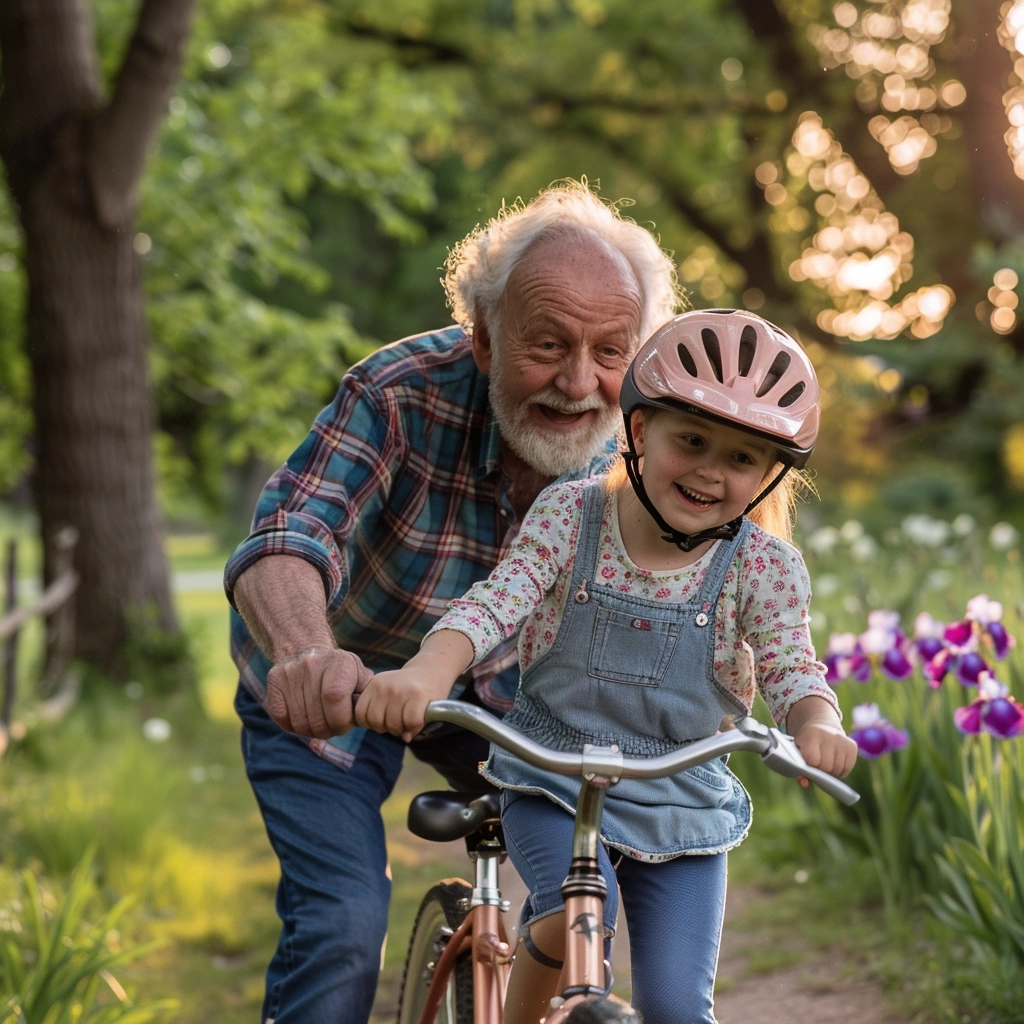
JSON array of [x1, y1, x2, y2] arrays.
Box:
[[223, 377, 402, 611]]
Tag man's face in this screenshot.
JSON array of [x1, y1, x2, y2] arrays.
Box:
[[475, 234, 643, 478]]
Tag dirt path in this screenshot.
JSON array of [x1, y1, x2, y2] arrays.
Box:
[[712, 885, 906, 1024]]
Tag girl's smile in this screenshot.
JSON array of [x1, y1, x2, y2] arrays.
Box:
[[675, 483, 720, 509]]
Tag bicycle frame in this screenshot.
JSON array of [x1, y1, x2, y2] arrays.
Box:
[[410, 702, 859, 1023], [417, 838, 512, 1022], [412, 774, 613, 1024]]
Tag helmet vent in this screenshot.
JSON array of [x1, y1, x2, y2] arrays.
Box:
[[700, 328, 724, 382], [738, 325, 757, 377], [756, 352, 791, 397], [777, 381, 806, 408], [676, 343, 699, 377]]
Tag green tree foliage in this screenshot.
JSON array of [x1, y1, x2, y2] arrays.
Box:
[[2, 0, 1021, 521], [132, 0, 458, 514]]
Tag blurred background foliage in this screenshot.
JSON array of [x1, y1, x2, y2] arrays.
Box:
[[2, 0, 1022, 542]]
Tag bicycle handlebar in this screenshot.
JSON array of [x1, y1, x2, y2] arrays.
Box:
[[423, 701, 860, 807]]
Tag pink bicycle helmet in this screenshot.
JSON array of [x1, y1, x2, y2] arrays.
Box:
[[620, 309, 820, 466], [618, 309, 821, 551]]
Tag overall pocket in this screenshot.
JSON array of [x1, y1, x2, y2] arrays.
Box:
[[588, 602, 681, 686]]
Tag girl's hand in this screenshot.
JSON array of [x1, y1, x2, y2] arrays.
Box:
[[793, 719, 858, 778], [787, 694, 858, 779], [354, 668, 454, 743], [353, 629, 476, 743]]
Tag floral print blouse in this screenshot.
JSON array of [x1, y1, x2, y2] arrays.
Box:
[[427, 478, 839, 728]]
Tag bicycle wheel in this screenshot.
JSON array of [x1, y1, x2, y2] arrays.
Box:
[[564, 997, 643, 1024], [397, 878, 474, 1024]]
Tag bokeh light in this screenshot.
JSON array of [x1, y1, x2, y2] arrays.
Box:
[[810, 1, 956, 173], [774, 112, 954, 340], [998, 1, 1024, 179], [989, 268, 1019, 335]]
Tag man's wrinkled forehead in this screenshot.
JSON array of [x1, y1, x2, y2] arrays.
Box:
[[507, 225, 638, 292], [500, 230, 643, 336]]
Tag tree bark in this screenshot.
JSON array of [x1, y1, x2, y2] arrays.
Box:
[[957, 0, 1024, 241], [0, 0, 194, 671]]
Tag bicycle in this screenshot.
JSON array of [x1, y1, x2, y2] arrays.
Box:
[[396, 701, 860, 1024]]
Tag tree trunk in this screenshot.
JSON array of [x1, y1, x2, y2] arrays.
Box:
[[0, 0, 194, 672], [958, 0, 1024, 241]]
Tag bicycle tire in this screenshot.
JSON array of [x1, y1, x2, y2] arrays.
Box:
[[397, 878, 474, 1024], [564, 997, 643, 1024]]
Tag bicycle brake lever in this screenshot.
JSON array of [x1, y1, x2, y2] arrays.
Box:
[[760, 727, 860, 806]]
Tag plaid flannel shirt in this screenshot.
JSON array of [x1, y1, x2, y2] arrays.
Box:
[[224, 326, 616, 768]]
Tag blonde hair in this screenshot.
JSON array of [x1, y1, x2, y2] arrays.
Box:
[[443, 178, 682, 346], [747, 465, 815, 543]]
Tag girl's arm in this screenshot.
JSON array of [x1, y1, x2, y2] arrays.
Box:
[[738, 536, 857, 777], [355, 480, 586, 741]]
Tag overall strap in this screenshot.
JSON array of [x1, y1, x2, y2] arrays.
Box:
[[694, 517, 751, 606], [568, 481, 605, 591]]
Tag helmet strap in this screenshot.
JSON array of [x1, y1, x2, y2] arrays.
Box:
[[620, 419, 792, 553]]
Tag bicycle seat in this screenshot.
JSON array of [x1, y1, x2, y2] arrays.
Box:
[[407, 790, 501, 843]]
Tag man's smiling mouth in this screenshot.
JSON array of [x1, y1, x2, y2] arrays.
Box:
[[675, 484, 720, 509], [535, 405, 592, 426]]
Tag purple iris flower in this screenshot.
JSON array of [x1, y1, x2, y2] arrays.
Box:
[[987, 621, 1011, 659], [923, 648, 951, 688], [881, 646, 914, 680], [914, 636, 945, 662], [954, 674, 1024, 739], [850, 703, 909, 758], [824, 633, 871, 684], [943, 620, 972, 646], [984, 698, 1024, 737], [850, 655, 871, 682], [954, 697, 1024, 739], [953, 702, 982, 735], [965, 595, 1016, 661], [955, 651, 988, 687], [859, 611, 914, 682]]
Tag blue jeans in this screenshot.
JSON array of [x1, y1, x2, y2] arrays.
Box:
[[503, 794, 727, 1024], [236, 683, 494, 1024]]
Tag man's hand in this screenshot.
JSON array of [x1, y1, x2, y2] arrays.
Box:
[[787, 694, 858, 779], [354, 668, 456, 743], [266, 647, 373, 738]]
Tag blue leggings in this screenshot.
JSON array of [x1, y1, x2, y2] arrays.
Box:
[[502, 794, 727, 1024]]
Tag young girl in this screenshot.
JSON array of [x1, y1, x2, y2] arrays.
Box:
[[357, 310, 857, 1024]]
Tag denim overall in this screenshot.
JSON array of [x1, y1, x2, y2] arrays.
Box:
[[483, 480, 752, 859]]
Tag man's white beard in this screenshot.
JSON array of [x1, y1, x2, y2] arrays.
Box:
[[488, 357, 621, 478]]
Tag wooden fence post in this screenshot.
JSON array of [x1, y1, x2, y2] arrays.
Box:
[[39, 526, 79, 700], [1, 540, 18, 736]]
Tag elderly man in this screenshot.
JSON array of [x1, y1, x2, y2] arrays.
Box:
[[224, 181, 680, 1024]]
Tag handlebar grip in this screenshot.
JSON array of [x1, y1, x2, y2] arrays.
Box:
[[797, 764, 860, 806]]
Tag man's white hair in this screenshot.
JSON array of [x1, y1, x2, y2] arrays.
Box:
[[443, 179, 683, 346]]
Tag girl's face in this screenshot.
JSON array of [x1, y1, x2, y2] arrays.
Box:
[[630, 409, 776, 534]]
